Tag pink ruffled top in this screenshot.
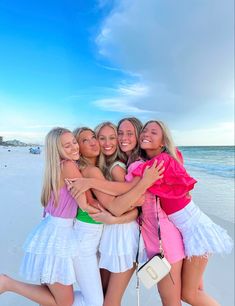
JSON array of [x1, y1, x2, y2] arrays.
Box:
[[132, 152, 197, 215], [125, 160, 144, 182]]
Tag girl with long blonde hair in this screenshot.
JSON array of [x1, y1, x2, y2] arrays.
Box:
[[0, 127, 98, 306], [95, 121, 125, 180], [133, 120, 233, 306]]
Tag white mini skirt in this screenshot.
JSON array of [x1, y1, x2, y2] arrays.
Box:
[[20, 215, 79, 285], [168, 201, 233, 257], [99, 221, 147, 273]]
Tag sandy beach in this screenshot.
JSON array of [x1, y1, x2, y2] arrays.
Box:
[[0, 146, 234, 306]]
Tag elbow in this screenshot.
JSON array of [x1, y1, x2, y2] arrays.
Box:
[[108, 206, 123, 217], [106, 202, 127, 217], [113, 211, 122, 217], [110, 207, 122, 217]]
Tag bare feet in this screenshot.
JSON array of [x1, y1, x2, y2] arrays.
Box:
[[0, 274, 10, 294]]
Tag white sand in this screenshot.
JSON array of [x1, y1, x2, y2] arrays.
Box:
[[0, 146, 234, 306]]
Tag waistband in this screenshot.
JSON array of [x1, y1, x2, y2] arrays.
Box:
[[74, 219, 103, 229], [44, 214, 75, 227], [168, 200, 197, 218]]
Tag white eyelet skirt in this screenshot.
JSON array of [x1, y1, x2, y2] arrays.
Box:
[[168, 201, 233, 257], [99, 221, 147, 273], [20, 215, 79, 285]]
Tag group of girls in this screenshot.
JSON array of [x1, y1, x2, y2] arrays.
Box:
[[0, 117, 233, 306]]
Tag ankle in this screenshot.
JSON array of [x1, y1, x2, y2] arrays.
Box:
[[0, 274, 11, 293]]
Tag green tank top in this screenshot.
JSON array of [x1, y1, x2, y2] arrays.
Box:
[[76, 208, 102, 224], [76, 161, 126, 224]]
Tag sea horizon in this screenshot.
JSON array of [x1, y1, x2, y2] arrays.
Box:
[[0, 143, 234, 147]]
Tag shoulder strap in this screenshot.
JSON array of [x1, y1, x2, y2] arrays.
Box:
[[110, 161, 126, 173], [155, 198, 164, 255], [136, 197, 163, 261], [136, 197, 174, 289]]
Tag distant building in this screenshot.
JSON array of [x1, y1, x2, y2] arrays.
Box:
[[4, 139, 27, 146], [0, 137, 40, 147]]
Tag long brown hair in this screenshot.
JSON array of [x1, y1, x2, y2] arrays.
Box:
[[117, 117, 143, 166]]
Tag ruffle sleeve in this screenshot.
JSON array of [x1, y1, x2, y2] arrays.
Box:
[[132, 153, 197, 199], [125, 160, 144, 182]]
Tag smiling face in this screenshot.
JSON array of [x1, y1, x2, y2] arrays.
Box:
[[97, 125, 118, 156], [60, 132, 80, 161], [140, 122, 164, 158], [77, 130, 100, 158], [118, 120, 137, 156]]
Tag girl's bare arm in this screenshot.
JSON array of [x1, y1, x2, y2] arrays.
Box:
[[68, 160, 164, 198], [82, 161, 164, 216], [68, 176, 139, 197], [62, 160, 100, 214], [89, 206, 139, 224]]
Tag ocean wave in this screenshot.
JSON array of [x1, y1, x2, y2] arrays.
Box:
[[185, 162, 235, 178]]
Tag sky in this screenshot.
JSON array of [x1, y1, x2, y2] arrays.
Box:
[[0, 0, 234, 145]]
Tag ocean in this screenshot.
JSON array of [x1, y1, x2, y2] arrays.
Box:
[[180, 146, 235, 223]]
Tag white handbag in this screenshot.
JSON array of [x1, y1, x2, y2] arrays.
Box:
[[137, 253, 171, 289], [136, 200, 172, 296]]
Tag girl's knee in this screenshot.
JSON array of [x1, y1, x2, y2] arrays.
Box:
[[161, 296, 181, 306], [181, 288, 196, 304], [158, 283, 181, 306], [63, 300, 74, 306], [158, 289, 181, 306], [60, 296, 74, 306]]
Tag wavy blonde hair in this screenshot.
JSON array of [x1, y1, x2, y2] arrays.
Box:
[[141, 120, 181, 163], [73, 127, 98, 170], [41, 127, 71, 207], [95, 121, 125, 180], [117, 117, 143, 166]]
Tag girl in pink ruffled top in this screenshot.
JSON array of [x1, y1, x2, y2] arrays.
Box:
[[133, 120, 233, 306]]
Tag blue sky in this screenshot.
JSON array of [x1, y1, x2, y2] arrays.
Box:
[[0, 0, 234, 145]]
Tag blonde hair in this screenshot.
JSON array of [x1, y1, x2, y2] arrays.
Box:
[[41, 127, 71, 207], [117, 117, 143, 166], [95, 121, 125, 180], [73, 127, 98, 170], [142, 120, 181, 163]]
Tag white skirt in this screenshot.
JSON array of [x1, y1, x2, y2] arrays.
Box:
[[20, 215, 79, 285], [99, 221, 147, 273], [168, 201, 234, 257]]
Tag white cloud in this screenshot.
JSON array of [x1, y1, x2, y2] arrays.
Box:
[[118, 83, 149, 96], [94, 97, 153, 113], [93, 82, 157, 114], [96, 0, 234, 125]]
